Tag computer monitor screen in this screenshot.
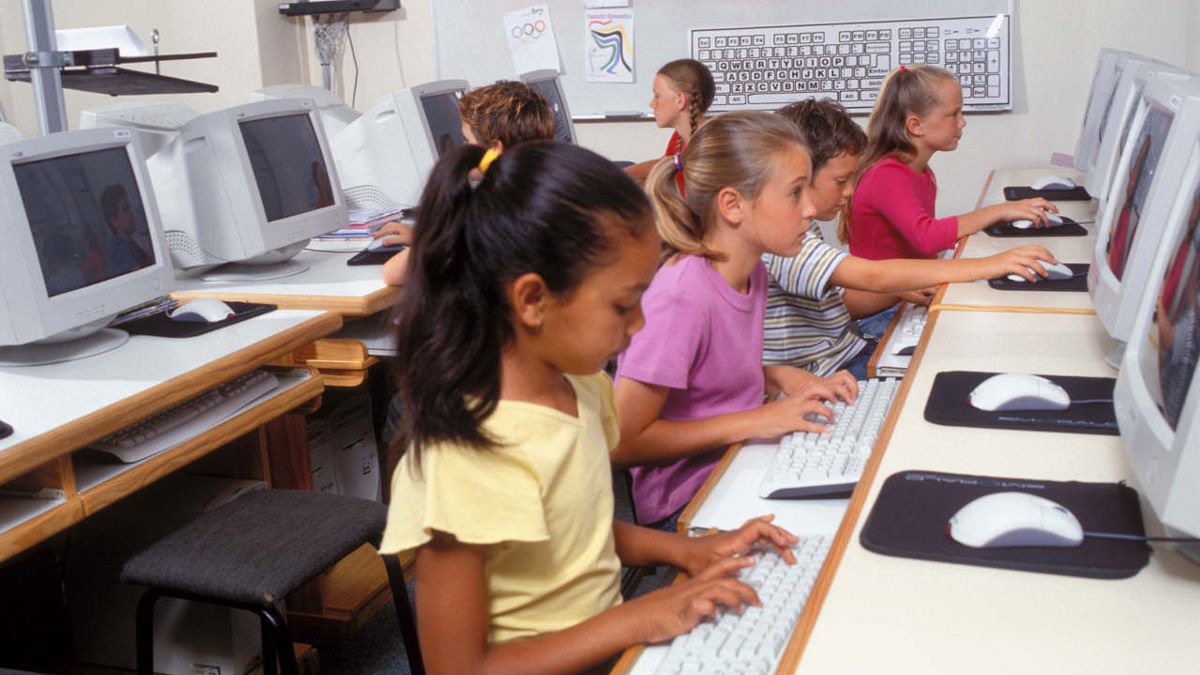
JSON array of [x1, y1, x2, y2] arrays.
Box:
[[420, 92, 464, 157], [1106, 104, 1173, 281], [523, 71, 576, 144], [239, 113, 336, 221], [15, 147, 155, 297], [1155, 181, 1200, 429]]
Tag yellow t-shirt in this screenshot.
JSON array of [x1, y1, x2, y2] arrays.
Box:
[[380, 371, 623, 644]]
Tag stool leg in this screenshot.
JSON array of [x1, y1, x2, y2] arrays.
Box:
[[261, 615, 278, 675], [385, 555, 425, 675], [259, 607, 298, 675], [134, 589, 162, 675]]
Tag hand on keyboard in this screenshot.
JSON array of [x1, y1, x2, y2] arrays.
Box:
[[623, 556, 762, 645], [679, 515, 800, 575], [754, 395, 836, 436]]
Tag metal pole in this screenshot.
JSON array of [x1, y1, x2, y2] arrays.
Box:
[[22, 0, 69, 134]]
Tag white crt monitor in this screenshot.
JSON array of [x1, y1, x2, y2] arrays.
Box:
[[1113, 112, 1200, 554], [1083, 54, 1189, 202], [1088, 78, 1200, 346], [0, 128, 174, 365], [521, 70, 577, 144], [134, 99, 347, 278], [1075, 48, 1136, 177], [331, 79, 468, 208], [248, 84, 361, 139]]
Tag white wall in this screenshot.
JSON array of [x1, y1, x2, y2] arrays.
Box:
[[2, 0, 1198, 215]]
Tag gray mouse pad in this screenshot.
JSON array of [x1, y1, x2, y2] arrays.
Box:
[[860, 470, 1149, 579], [924, 370, 1118, 435]]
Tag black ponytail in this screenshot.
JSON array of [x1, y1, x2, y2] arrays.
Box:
[[392, 141, 652, 462]]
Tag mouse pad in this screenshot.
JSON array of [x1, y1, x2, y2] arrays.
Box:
[[984, 217, 1087, 238], [1003, 185, 1092, 201], [987, 263, 1089, 293], [924, 370, 1118, 435], [118, 301, 276, 338], [347, 244, 407, 266], [860, 470, 1150, 579]]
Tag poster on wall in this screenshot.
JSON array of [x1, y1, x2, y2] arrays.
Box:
[[585, 8, 634, 83], [503, 4, 562, 75]]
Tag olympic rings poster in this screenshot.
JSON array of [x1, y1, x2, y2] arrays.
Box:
[[503, 5, 562, 75]]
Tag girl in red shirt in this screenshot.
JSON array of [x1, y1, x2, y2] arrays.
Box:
[[626, 59, 715, 186]]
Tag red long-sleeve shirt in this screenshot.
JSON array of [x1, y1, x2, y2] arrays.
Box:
[[848, 156, 959, 260]]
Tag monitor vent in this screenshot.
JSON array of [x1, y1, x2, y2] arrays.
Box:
[[342, 184, 402, 212], [165, 231, 220, 267]]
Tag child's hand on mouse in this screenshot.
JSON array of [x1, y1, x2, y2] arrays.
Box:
[[1003, 198, 1058, 227], [986, 245, 1058, 282], [617, 557, 761, 644], [678, 515, 801, 576], [372, 221, 414, 247]]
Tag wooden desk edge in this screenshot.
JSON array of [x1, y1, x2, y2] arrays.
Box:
[[931, 302, 1096, 316], [172, 287, 400, 318], [774, 309, 943, 674], [0, 311, 342, 481]]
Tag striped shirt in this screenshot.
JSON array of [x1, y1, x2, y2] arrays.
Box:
[[763, 231, 866, 376]]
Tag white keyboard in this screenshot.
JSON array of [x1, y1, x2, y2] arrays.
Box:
[[654, 536, 832, 675], [691, 14, 1011, 114], [91, 370, 281, 463], [889, 303, 929, 356], [758, 378, 899, 499]]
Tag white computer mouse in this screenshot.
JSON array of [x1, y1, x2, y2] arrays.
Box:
[[1030, 174, 1077, 191], [167, 298, 235, 323], [1006, 259, 1074, 282], [968, 373, 1071, 412], [947, 491, 1083, 548], [1011, 211, 1065, 230]]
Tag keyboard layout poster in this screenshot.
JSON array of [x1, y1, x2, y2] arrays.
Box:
[[692, 14, 1011, 113]]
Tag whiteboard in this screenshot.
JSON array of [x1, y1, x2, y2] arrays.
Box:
[[433, 0, 1013, 119]]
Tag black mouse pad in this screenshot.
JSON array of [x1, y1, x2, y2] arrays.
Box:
[[987, 263, 1089, 292], [1003, 185, 1092, 201], [924, 370, 1118, 435], [347, 244, 408, 266], [984, 216, 1087, 237], [118, 301, 276, 338], [0, 418, 11, 440], [860, 470, 1150, 579]]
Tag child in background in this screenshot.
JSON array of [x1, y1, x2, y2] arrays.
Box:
[[625, 59, 715, 185], [376, 80, 556, 286], [765, 99, 1058, 379], [381, 141, 800, 673], [613, 112, 858, 528], [846, 65, 1059, 336]]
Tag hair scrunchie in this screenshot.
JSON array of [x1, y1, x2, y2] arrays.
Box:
[[673, 152, 683, 174], [478, 147, 502, 174]]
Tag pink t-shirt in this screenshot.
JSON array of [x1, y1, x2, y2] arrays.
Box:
[[616, 255, 768, 524], [849, 156, 959, 260]]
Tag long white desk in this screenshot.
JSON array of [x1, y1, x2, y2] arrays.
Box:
[[172, 249, 400, 317], [788, 310, 1200, 674]]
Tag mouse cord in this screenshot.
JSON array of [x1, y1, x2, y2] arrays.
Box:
[[1083, 531, 1200, 543], [1069, 398, 1113, 405]]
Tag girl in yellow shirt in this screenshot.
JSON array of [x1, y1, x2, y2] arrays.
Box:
[[381, 141, 799, 673]]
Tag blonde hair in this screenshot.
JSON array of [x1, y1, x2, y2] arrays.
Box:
[[841, 65, 958, 243], [647, 111, 807, 262], [657, 59, 715, 137]]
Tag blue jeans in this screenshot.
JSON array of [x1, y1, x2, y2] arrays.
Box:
[[842, 338, 879, 380], [857, 305, 898, 341]]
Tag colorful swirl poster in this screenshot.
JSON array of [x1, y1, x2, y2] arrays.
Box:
[[585, 8, 635, 83]]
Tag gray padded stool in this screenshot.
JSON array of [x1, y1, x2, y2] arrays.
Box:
[[121, 489, 423, 675]]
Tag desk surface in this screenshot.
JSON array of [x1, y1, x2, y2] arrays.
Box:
[[0, 309, 340, 480], [788, 310, 1200, 674], [172, 249, 400, 317]]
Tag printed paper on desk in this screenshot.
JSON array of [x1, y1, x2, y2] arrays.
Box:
[[504, 5, 562, 75], [585, 8, 634, 83]]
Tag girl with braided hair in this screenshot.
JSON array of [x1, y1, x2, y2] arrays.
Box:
[[626, 59, 715, 185]]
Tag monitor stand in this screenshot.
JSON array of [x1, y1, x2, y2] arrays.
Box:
[[199, 260, 310, 283], [0, 328, 129, 367]]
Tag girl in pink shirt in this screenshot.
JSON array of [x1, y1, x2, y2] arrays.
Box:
[[845, 64, 1059, 334], [615, 113, 858, 527]]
